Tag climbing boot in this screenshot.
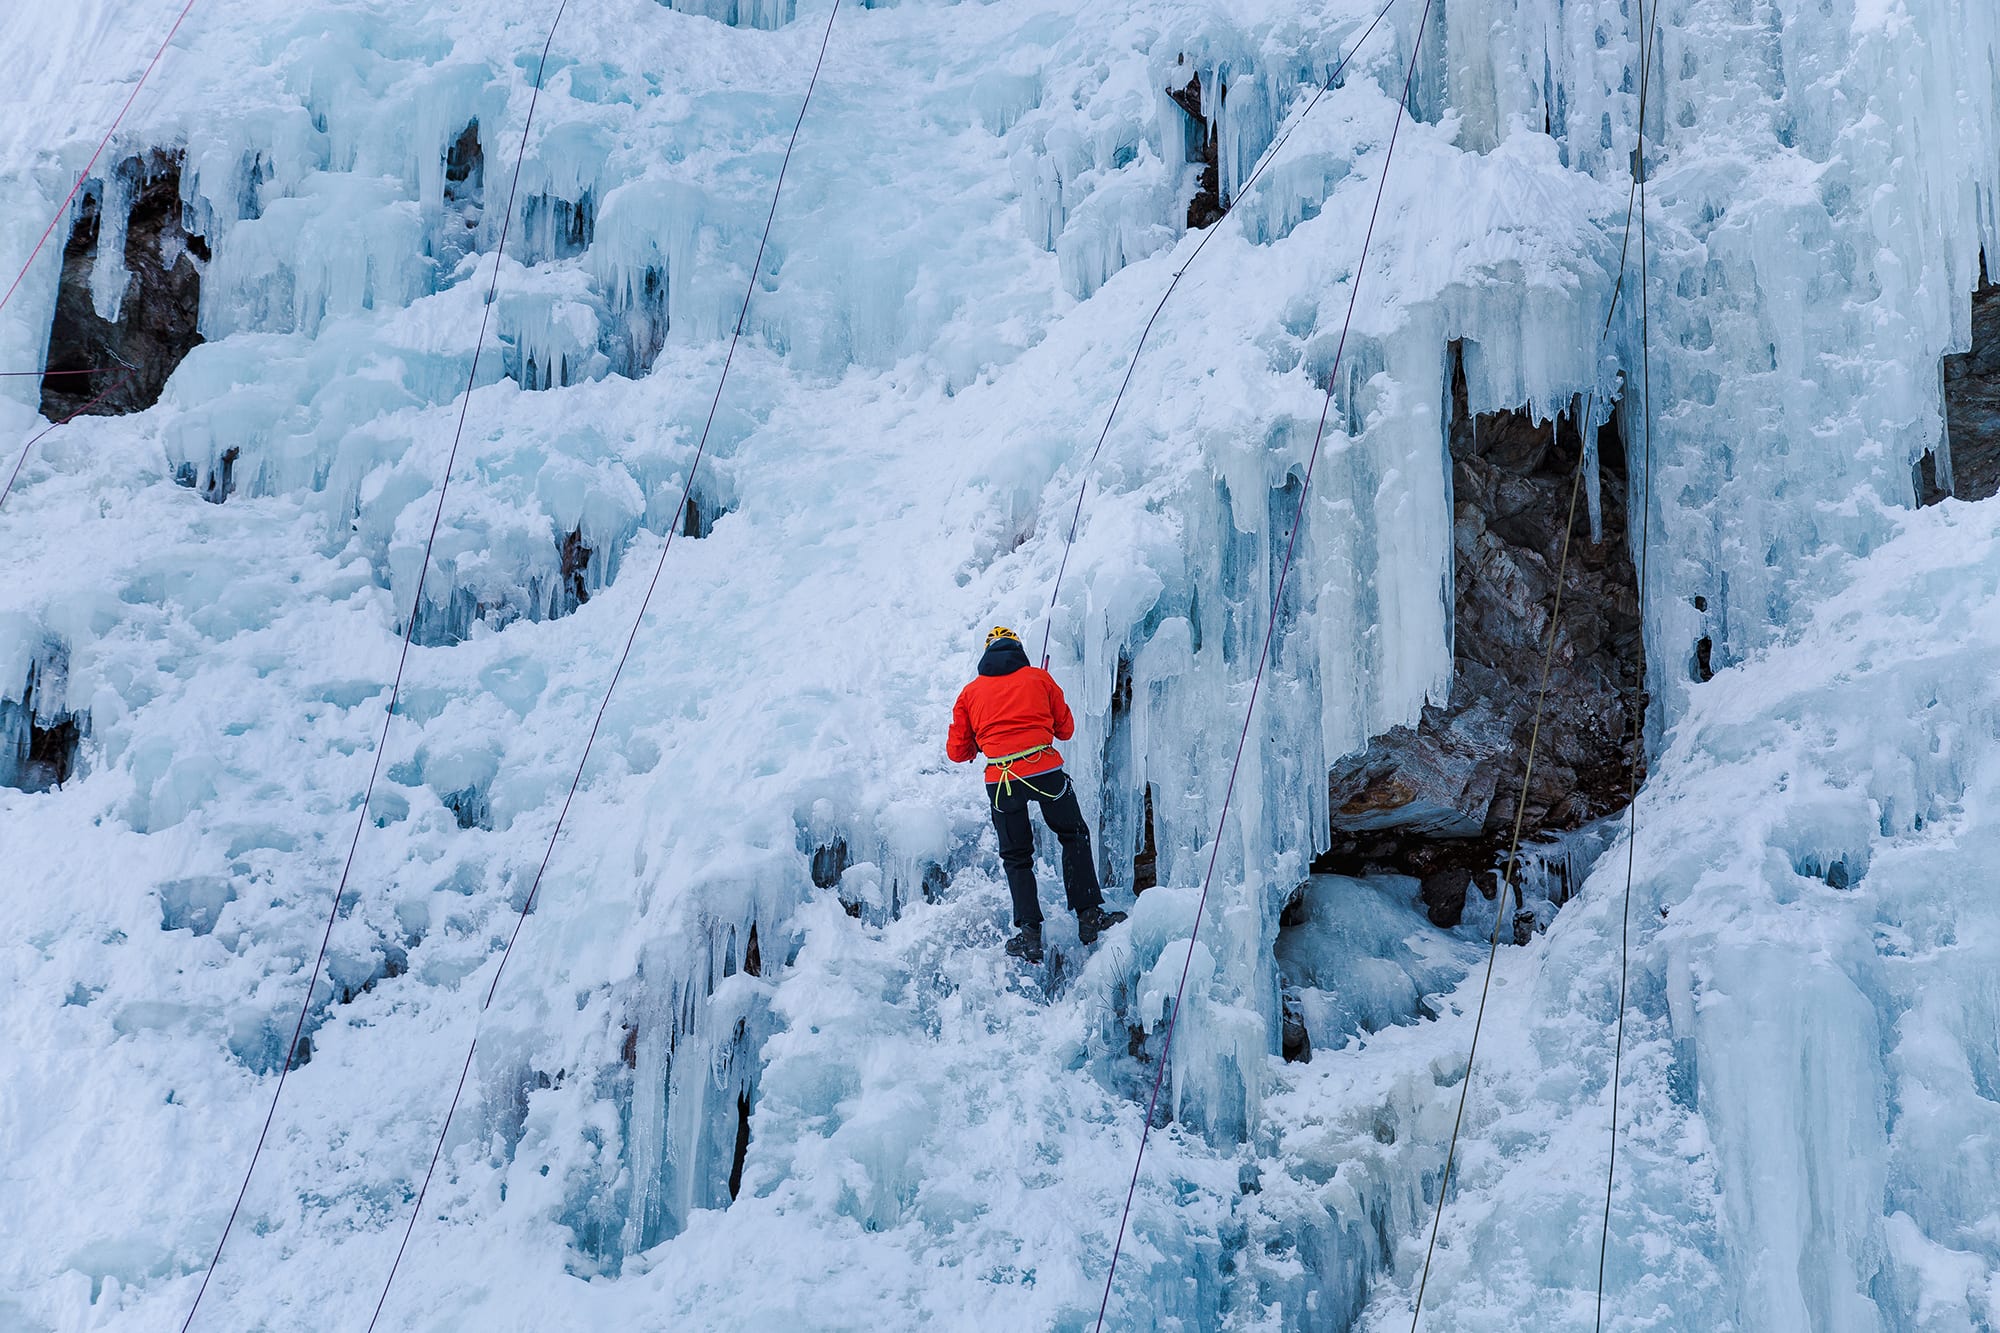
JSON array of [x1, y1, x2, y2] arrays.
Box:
[[1005, 922, 1044, 964], [1077, 905, 1127, 945]]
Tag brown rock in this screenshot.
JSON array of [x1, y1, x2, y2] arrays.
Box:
[[1924, 273, 2000, 504], [41, 149, 205, 422], [1317, 344, 1645, 923]]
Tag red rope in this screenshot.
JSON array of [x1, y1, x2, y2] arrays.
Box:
[[0, 367, 139, 509], [361, 4, 843, 1326], [1093, 5, 1434, 1325], [1038, 0, 1403, 668], [175, 5, 570, 1326], [0, 0, 202, 321]]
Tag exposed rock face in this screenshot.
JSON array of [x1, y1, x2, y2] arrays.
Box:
[[1318, 347, 1645, 925], [1167, 62, 1224, 231], [41, 150, 206, 420], [560, 527, 594, 613], [609, 264, 669, 379], [521, 190, 595, 264], [1, 644, 89, 793], [438, 121, 485, 274], [1925, 278, 2000, 504]]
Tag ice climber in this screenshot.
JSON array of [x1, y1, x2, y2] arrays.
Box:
[[947, 626, 1127, 964]]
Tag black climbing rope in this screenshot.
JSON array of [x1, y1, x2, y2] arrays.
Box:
[[1406, 15, 1662, 1331], [1038, 0, 1405, 667], [362, 4, 843, 1326], [1094, 4, 1435, 1325], [177, 5, 571, 1325]]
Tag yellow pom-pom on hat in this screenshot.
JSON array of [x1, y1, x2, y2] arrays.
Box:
[[985, 625, 1020, 646]]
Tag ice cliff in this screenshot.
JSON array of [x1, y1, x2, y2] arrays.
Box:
[[1, 0, 1997, 1329]]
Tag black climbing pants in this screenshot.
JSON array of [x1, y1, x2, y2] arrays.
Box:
[[987, 768, 1103, 927]]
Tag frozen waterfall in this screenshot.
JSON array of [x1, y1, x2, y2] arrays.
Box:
[[1, 0, 1997, 1329]]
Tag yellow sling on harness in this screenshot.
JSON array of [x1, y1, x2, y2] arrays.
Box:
[[987, 743, 1063, 807]]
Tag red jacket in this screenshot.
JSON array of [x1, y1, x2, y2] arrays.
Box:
[[948, 656, 1073, 785]]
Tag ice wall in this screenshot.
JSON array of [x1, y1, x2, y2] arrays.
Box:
[[1436, 0, 2000, 732], [2, 0, 1999, 1329], [1360, 498, 2000, 1332]]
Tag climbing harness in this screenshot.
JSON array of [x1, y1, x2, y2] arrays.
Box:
[[1037, 0, 1405, 669], [1095, 2, 1435, 1325], [1406, 13, 1662, 1333], [988, 743, 1060, 805], [177, 4, 572, 1326], [362, 4, 844, 1327]]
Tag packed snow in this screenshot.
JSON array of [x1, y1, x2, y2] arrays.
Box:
[[1, 0, 1997, 1329]]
